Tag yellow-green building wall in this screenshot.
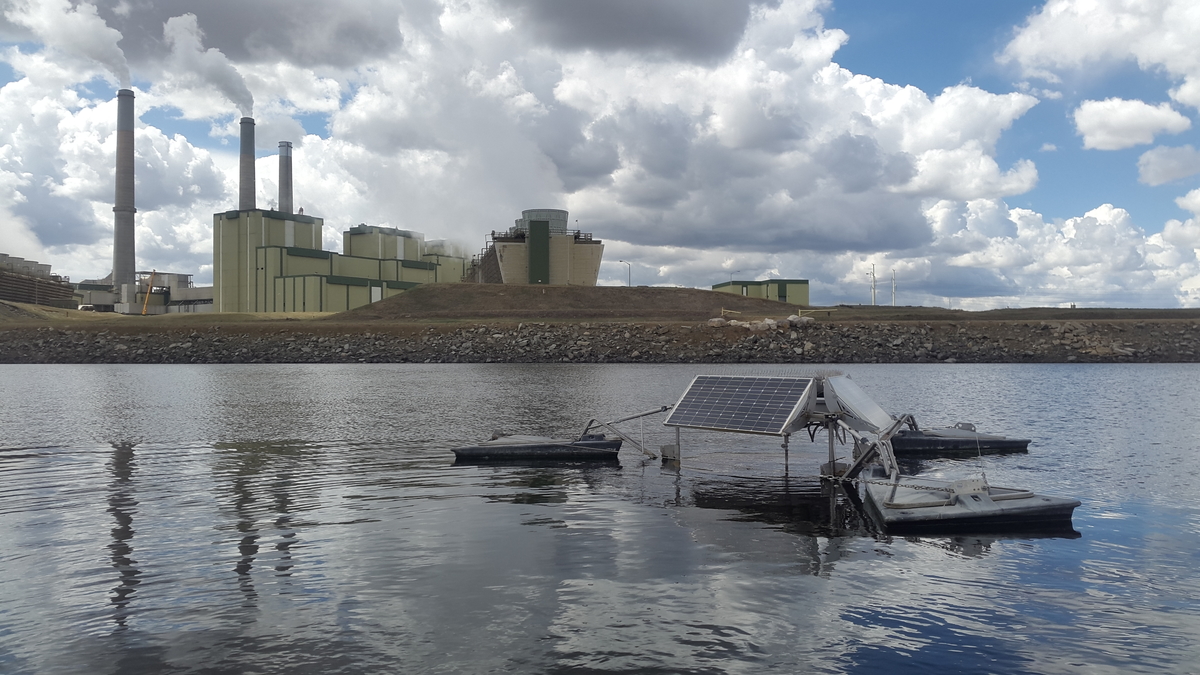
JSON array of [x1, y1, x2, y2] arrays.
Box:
[[215, 210, 466, 313], [712, 280, 810, 306]]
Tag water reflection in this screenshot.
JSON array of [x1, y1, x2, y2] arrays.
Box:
[[212, 441, 313, 606], [1, 364, 1197, 674], [691, 475, 868, 537], [106, 441, 141, 629], [475, 460, 622, 505], [911, 529, 1082, 558]]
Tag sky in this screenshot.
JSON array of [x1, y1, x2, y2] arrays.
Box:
[[1, 0, 1199, 308]]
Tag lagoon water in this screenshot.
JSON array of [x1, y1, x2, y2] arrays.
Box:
[[1, 363, 1198, 674]]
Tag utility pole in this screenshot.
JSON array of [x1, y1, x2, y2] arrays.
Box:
[[868, 264, 876, 306], [891, 269, 896, 307]]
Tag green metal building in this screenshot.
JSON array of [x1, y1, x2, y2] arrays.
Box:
[[712, 279, 810, 306]]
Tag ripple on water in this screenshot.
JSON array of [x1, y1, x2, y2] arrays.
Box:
[[1, 363, 1199, 674]]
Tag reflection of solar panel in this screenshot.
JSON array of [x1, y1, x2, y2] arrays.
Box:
[[664, 375, 814, 435]]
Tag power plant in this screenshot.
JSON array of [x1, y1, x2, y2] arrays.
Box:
[[55, 89, 619, 315]]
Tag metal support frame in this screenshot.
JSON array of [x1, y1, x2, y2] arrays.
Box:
[[581, 405, 671, 459], [834, 414, 910, 482]]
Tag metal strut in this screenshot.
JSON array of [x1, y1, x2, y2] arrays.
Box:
[[580, 405, 671, 459]]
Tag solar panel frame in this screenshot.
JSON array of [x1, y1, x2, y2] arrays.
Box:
[[664, 375, 814, 436]]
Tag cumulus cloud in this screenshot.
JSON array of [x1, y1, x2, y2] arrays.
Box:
[[1073, 98, 1190, 150], [1138, 145, 1200, 185], [5, 0, 1199, 306], [910, 200, 1200, 307], [0, 203, 46, 262], [2, 0, 130, 87], [1002, 0, 1200, 110], [1176, 189, 1200, 216], [499, 0, 755, 63], [91, 0, 413, 70]]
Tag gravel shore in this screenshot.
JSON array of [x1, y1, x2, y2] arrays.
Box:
[[3, 317, 1198, 364]]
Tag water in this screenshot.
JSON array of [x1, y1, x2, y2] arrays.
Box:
[[1, 363, 1198, 674]]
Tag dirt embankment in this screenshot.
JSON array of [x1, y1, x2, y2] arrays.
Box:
[[340, 283, 809, 321], [2, 286, 1199, 364]]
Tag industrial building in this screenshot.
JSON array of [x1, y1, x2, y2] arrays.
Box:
[[465, 209, 604, 285], [64, 89, 215, 314], [211, 119, 468, 313], [213, 216, 466, 313], [65, 90, 605, 315], [75, 271, 212, 314], [0, 254, 76, 308], [712, 279, 810, 306]]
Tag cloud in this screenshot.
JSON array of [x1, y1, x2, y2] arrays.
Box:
[[1073, 98, 1190, 150], [92, 0, 414, 70], [0, 203, 46, 261], [498, 0, 756, 63], [7, 0, 1199, 307], [2, 0, 130, 87], [1002, 0, 1200, 109], [1176, 189, 1200, 216], [595, 197, 1200, 308], [161, 14, 254, 116], [1138, 145, 1200, 185], [912, 200, 1200, 307]]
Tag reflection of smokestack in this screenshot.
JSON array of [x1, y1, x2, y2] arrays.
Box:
[[278, 141, 292, 214], [112, 89, 136, 289], [239, 117, 255, 210]]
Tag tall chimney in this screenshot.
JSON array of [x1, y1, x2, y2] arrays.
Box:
[[239, 117, 255, 210], [278, 141, 292, 214], [112, 89, 136, 290]]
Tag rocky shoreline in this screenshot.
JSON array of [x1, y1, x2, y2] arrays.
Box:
[[2, 316, 1199, 364]]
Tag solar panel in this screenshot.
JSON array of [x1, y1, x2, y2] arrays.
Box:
[[664, 375, 814, 435]]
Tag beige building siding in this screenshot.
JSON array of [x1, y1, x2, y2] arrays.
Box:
[[343, 226, 425, 261], [333, 255, 378, 279], [213, 210, 323, 312], [423, 254, 466, 282], [494, 236, 603, 286], [216, 210, 464, 313], [496, 241, 530, 284], [269, 275, 421, 313], [570, 242, 604, 286], [547, 236, 572, 285]]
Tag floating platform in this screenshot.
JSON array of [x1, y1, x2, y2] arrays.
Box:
[[890, 424, 1030, 458], [861, 472, 1079, 535], [451, 434, 622, 461]]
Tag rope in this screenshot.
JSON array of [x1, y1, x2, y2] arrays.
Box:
[[975, 422, 987, 484]]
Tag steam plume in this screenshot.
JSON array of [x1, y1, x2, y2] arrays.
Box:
[[163, 13, 254, 116]]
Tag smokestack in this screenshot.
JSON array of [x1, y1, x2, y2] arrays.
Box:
[[239, 117, 255, 210], [112, 89, 136, 290], [278, 141, 292, 214]]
